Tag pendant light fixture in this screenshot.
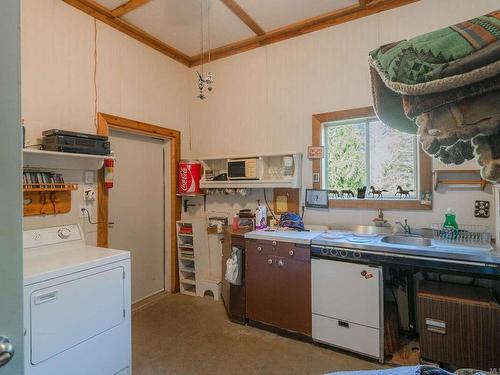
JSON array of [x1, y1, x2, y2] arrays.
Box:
[[197, 0, 214, 100]]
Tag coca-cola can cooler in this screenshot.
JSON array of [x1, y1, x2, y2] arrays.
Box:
[[178, 160, 202, 194]]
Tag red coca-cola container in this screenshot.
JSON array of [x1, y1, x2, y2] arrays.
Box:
[[178, 160, 202, 194]]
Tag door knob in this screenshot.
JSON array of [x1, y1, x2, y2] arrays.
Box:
[[288, 250, 294, 256], [257, 246, 262, 252], [267, 258, 273, 265], [0, 336, 14, 367], [278, 259, 285, 267]]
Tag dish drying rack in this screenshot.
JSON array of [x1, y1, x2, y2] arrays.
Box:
[[431, 223, 491, 246]]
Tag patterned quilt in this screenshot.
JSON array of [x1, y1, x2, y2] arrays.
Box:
[[368, 10, 500, 182]]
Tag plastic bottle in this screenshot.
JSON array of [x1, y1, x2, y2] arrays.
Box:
[[255, 200, 267, 230], [232, 214, 239, 231], [443, 208, 459, 239]]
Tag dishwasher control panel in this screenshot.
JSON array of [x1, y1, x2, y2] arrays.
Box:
[[311, 246, 363, 260]]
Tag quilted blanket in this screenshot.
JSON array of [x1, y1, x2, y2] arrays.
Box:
[[369, 10, 500, 182]]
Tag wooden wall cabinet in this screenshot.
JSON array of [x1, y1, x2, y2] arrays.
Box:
[[245, 239, 311, 335]]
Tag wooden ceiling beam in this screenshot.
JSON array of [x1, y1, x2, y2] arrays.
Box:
[[220, 0, 265, 36], [111, 0, 151, 18], [190, 0, 419, 67], [359, 0, 375, 6], [62, 0, 191, 66]]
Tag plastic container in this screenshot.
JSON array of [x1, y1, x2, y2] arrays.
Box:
[[442, 208, 459, 239], [255, 201, 267, 229]]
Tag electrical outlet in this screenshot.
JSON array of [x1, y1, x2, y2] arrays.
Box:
[[474, 200, 490, 218], [80, 205, 91, 218], [84, 186, 96, 201]]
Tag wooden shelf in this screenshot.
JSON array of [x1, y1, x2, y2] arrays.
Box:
[[23, 183, 78, 192], [433, 169, 488, 191], [176, 192, 205, 197]]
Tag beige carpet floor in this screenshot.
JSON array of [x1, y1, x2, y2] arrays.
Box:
[[132, 293, 382, 375]]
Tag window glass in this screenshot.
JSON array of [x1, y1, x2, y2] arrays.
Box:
[[324, 118, 417, 198]]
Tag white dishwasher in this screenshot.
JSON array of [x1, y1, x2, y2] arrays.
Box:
[[311, 257, 383, 362]]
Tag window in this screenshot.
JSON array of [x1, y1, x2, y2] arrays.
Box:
[[311, 107, 432, 210], [323, 117, 418, 199]]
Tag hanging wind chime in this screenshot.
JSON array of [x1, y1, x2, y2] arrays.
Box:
[[197, 0, 214, 100]]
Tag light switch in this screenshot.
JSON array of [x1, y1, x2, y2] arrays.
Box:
[[84, 171, 95, 184]]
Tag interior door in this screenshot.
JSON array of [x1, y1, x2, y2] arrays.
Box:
[[108, 130, 168, 303], [0, 0, 23, 372], [0, 1, 23, 373]]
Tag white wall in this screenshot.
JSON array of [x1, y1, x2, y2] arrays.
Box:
[[21, 0, 498, 234], [22, 0, 191, 245], [187, 0, 499, 231]]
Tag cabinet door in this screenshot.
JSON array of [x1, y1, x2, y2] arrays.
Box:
[[246, 240, 275, 325], [221, 233, 231, 311], [274, 255, 311, 335]]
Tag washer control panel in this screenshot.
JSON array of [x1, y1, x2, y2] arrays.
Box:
[[24, 224, 82, 249]]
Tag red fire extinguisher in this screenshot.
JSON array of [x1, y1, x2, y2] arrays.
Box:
[[104, 158, 114, 189]]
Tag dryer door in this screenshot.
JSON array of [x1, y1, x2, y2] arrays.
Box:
[[30, 266, 125, 364]]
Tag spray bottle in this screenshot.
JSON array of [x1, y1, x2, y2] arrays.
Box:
[[255, 200, 267, 230]]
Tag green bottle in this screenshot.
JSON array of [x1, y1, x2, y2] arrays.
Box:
[[443, 208, 459, 239]]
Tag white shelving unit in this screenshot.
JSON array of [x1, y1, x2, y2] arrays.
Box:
[[176, 219, 210, 296], [23, 148, 115, 170], [199, 152, 302, 189]]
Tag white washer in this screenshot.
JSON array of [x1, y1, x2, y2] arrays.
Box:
[[23, 224, 131, 375]]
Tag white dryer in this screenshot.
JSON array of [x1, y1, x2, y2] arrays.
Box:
[[23, 224, 131, 375]]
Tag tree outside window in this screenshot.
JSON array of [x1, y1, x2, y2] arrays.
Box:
[[324, 118, 417, 198]]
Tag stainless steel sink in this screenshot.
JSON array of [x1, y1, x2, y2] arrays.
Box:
[[381, 235, 432, 247]]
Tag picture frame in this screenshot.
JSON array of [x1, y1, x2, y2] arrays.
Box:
[[305, 189, 329, 208]]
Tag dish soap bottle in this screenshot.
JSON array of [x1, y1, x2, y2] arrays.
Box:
[[443, 208, 459, 240]]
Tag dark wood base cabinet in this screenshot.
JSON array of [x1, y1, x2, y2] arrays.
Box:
[[417, 281, 500, 370], [245, 239, 311, 335]]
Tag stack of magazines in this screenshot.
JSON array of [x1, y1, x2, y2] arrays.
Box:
[[23, 171, 65, 187]]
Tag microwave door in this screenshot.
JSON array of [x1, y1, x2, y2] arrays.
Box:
[[228, 161, 246, 179]]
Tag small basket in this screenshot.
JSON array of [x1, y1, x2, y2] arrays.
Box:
[[431, 223, 491, 246]]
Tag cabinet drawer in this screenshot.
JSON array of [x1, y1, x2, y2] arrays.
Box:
[[312, 314, 380, 359], [276, 242, 310, 262], [246, 239, 276, 256], [418, 294, 500, 369]]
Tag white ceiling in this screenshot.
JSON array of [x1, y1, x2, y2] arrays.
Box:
[[94, 0, 366, 57], [237, 0, 359, 31], [122, 0, 255, 56], [98, 0, 128, 9]]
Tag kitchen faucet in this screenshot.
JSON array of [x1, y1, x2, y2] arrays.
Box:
[[395, 218, 411, 234]]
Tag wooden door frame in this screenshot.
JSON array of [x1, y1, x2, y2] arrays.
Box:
[[97, 113, 181, 292]]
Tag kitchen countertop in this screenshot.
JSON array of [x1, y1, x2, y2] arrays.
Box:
[[312, 233, 500, 267], [245, 229, 324, 244]]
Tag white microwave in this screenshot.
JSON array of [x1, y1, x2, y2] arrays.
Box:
[[227, 158, 261, 180]]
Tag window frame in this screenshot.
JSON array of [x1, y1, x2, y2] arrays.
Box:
[[312, 107, 432, 210]]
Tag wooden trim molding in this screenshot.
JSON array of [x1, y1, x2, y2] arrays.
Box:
[[63, 0, 418, 67], [220, 0, 265, 36], [111, 0, 151, 18], [190, 0, 419, 66], [97, 113, 182, 292], [62, 0, 191, 66], [312, 107, 432, 210]]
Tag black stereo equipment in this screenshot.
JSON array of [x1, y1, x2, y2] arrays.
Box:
[[42, 129, 111, 155]]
